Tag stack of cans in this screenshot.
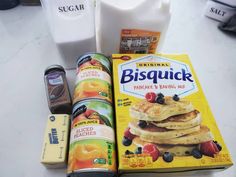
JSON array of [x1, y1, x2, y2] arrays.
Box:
[[67, 53, 117, 177]]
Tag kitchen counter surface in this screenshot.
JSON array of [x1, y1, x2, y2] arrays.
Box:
[[0, 0, 235, 177]]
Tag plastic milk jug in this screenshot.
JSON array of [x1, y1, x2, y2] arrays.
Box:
[[41, 0, 96, 68], [96, 0, 171, 56]]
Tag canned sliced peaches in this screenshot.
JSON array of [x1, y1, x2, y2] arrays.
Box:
[[73, 53, 112, 103], [67, 99, 116, 175]]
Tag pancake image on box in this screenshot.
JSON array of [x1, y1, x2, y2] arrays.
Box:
[[129, 96, 212, 156]]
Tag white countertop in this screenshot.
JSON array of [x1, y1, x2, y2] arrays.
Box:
[[0, 0, 235, 177]]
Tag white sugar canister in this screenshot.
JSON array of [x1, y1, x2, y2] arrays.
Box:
[[41, 0, 96, 69]]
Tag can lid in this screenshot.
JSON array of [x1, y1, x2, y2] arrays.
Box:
[[76, 55, 92, 68], [44, 65, 65, 76], [72, 98, 112, 118], [72, 104, 87, 118], [83, 52, 111, 62], [76, 53, 111, 73]]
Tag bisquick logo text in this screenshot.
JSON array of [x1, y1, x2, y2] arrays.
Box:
[[120, 68, 193, 84]]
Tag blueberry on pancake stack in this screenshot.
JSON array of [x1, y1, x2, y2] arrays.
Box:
[[126, 93, 215, 158]]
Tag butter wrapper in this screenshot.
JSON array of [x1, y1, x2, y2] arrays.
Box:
[[41, 114, 70, 168]]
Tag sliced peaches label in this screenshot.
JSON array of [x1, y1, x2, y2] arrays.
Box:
[[73, 69, 112, 103], [76, 69, 111, 83], [70, 125, 115, 142]]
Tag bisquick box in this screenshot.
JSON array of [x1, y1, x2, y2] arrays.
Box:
[[112, 54, 233, 175]]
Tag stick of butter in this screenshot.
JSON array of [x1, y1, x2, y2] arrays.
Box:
[[41, 114, 70, 168]]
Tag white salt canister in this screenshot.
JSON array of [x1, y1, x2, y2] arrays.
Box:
[[41, 0, 96, 69]]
